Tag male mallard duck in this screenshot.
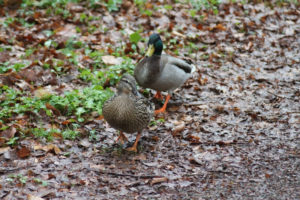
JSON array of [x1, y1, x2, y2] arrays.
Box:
[[134, 33, 196, 114], [102, 74, 154, 152]]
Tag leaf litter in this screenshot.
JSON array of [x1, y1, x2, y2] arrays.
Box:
[[0, 0, 299, 199]]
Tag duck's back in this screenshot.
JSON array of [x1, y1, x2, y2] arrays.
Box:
[[102, 95, 153, 133]]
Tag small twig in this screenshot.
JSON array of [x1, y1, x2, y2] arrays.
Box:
[[195, 141, 249, 146], [267, 90, 298, 100], [183, 101, 206, 106], [286, 111, 300, 115], [289, 154, 300, 158], [89, 168, 164, 179], [0, 165, 34, 175], [207, 170, 232, 174], [267, 90, 285, 99]]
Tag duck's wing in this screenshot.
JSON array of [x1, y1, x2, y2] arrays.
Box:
[[135, 92, 155, 114], [162, 55, 196, 74]]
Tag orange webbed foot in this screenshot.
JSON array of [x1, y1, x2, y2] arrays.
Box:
[[154, 94, 171, 115], [125, 132, 141, 152]]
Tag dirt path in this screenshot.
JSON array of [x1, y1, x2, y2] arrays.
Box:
[[0, 1, 299, 199]]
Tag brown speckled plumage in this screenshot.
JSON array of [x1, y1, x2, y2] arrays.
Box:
[[102, 74, 153, 143]]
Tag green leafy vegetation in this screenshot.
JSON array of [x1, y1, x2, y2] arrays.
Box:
[[0, 83, 113, 142], [0, 85, 113, 121], [130, 32, 142, 44], [33, 178, 48, 186], [7, 174, 28, 185], [6, 174, 48, 186], [188, 0, 221, 16], [0, 62, 30, 73], [1, 0, 296, 145]]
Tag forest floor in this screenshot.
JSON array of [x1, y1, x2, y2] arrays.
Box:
[[0, 1, 299, 199]]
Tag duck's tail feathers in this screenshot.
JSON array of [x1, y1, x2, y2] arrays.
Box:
[[182, 58, 196, 74], [190, 64, 196, 74]]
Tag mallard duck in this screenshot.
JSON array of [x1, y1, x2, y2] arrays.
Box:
[[102, 74, 154, 152], [134, 33, 196, 114]]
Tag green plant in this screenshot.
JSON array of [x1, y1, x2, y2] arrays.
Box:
[[108, 0, 122, 11], [150, 118, 165, 126], [133, 0, 155, 16], [3, 17, 14, 28], [78, 57, 135, 86], [130, 31, 142, 44], [32, 128, 61, 141], [89, 130, 97, 141], [62, 129, 79, 140], [6, 137, 19, 145], [189, 0, 221, 16], [0, 62, 30, 73], [7, 174, 28, 185], [44, 40, 58, 48], [33, 178, 48, 186]]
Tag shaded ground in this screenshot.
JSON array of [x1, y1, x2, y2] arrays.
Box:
[[0, 1, 299, 199]]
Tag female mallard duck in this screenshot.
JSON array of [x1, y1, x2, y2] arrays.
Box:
[[134, 33, 196, 114], [102, 74, 154, 152]]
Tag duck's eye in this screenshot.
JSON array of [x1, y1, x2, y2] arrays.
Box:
[[121, 79, 136, 92], [121, 79, 130, 85]]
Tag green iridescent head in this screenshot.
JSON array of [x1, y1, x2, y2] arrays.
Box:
[[146, 33, 163, 56]]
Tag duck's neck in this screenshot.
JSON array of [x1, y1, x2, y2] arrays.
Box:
[[153, 41, 163, 56], [153, 50, 162, 56]]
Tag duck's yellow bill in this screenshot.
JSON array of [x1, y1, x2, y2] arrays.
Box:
[[146, 44, 155, 57]]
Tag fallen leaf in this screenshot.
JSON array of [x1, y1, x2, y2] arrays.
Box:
[[101, 55, 122, 65], [16, 146, 31, 158], [79, 138, 91, 148], [0, 138, 5, 147], [198, 77, 208, 85], [151, 136, 159, 142], [265, 173, 271, 179], [34, 88, 52, 99], [191, 151, 219, 165], [0, 127, 16, 139], [27, 194, 45, 200], [150, 177, 168, 185], [18, 69, 39, 82], [133, 153, 147, 161], [55, 24, 78, 38], [15, 79, 34, 91], [172, 30, 186, 38], [214, 23, 227, 31], [62, 120, 71, 125], [45, 103, 61, 116], [34, 144, 61, 154], [90, 164, 106, 171], [187, 135, 201, 144], [52, 145, 61, 155], [0, 147, 10, 154], [172, 122, 185, 135], [3, 0, 22, 9], [52, 132, 63, 139]]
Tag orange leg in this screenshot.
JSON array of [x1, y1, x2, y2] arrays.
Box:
[[126, 132, 141, 152], [154, 91, 164, 100], [115, 131, 128, 144], [97, 115, 104, 120], [154, 94, 171, 115]]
